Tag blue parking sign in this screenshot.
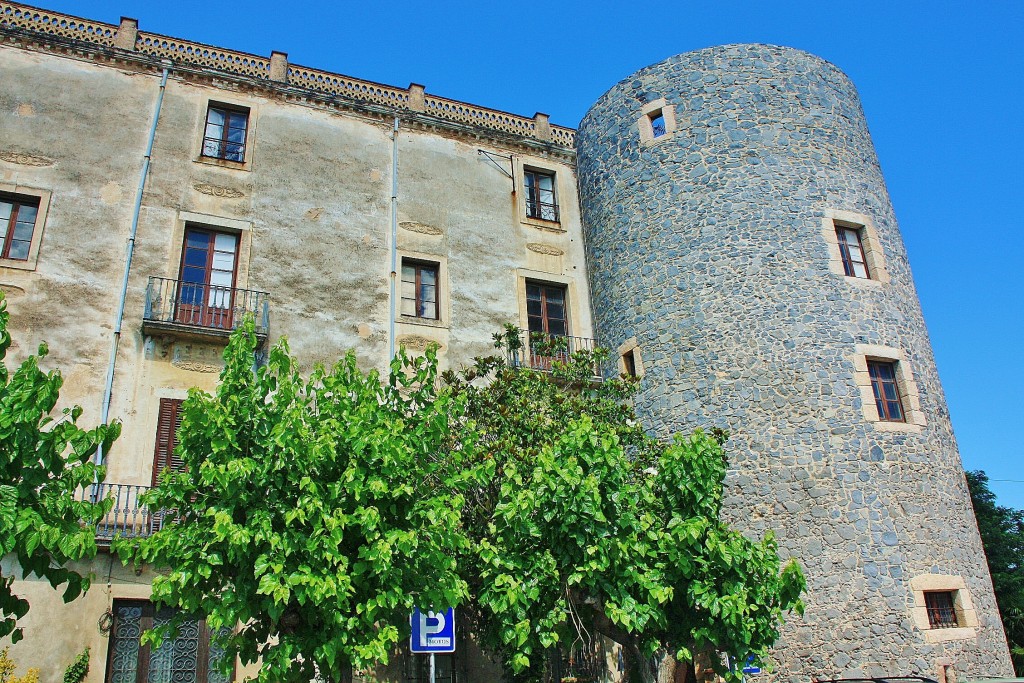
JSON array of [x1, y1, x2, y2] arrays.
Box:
[[410, 607, 455, 653]]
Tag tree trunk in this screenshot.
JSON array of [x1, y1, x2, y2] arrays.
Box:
[[658, 651, 697, 683]]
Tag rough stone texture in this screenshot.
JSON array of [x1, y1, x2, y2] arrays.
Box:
[[576, 44, 1012, 680]]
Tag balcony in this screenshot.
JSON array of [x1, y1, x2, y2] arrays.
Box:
[[507, 331, 605, 380], [142, 276, 270, 342], [75, 482, 162, 543]]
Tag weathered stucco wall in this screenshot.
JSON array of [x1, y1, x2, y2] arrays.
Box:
[[0, 28, 591, 683]]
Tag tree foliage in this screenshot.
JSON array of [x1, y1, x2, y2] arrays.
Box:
[[965, 470, 1024, 674], [120, 319, 483, 683], [125, 321, 802, 683], [0, 294, 119, 642], [443, 328, 805, 682]]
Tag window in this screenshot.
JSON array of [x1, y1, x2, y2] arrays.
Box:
[[151, 398, 185, 531], [524, 170, 558, 222], [648, 111, 666, 138], [868, 360, 905, 422], [526, 282, 567, 337], [401, 260, 439, 320], [202, 104, 249, 162], [836, 224, 870, 278], [622, 349, 637, 377], [105, 600, 231, 683], [909, 574, 977, 641], [925, 591, 959, 629], [177, 227, 239, 330], [638, 98, 676, 144], [616, 338, 644, 378], [0, 195, 39, 261], [153, 398, 185, 486], [824, 210, 889, 284], [853, 345, 924, 430]]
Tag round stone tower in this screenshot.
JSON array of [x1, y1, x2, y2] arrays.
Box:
[[576, 44, 1012, 680]]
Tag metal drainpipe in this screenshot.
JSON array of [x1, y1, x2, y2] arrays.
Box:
[[389, 116, 399, 360], [96, 64, 170, 466]]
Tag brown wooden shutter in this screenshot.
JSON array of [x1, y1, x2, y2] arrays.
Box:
[[152, 398, 185, 486]]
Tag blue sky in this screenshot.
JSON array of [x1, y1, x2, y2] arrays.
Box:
[[43, 1, 1024, 508]]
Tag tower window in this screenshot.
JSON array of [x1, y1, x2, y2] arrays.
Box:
[[836, 225, 870, 278], [622, 348, 637, 377], [868, 360, 905, 422], [648, 111, 666, 138], [924, 591, 959, 629], [637, 98, 675, 144]]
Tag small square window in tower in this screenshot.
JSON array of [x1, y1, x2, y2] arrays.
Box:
[[622, 348, 638, 377], [835, 224, 870, 278], [524, 169, 559, 222], [648, 111, 667, 138], [924, 591, 959, 629], [202, 103, 249, 162], [177, 227, 240, 331], [0, 195, 39, 261], [868, 360, 905, 422], [401, 260, 439, 320]]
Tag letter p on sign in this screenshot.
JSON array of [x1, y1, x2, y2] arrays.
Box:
[[410, 607, 455, 653]]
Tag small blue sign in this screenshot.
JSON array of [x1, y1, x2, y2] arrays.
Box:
[[410, 607, 455, 653], [741, 655, 761, 675]]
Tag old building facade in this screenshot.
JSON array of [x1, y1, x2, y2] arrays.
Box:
[[0, 2, 1013, 682]]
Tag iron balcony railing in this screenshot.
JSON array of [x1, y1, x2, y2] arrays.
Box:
[[143, 276, 270, 338], [76, 482, 161, 542], [525, 198, 559, 223], [201, 136, 245, 162], [507, 331, 603, 379]]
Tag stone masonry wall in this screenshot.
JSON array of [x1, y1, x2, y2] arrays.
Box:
[[576, 44, 1012, 681]]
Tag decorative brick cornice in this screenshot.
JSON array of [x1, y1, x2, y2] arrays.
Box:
[[0, 1, 576, 153]]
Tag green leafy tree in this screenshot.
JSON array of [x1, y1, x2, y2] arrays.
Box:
[[444, 328, 805, 683], [0, 294, 119, 642], [119, 319, 483, 683], [965, 470, 1024, 674]]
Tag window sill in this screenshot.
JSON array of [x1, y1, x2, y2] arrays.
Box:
[[397, 315, 449, 330], [0, 258, 38, 272], [194, 156, 251, 172], [922, 626, 976, 644], [840, 274, 887, 288], [521, 216, 565, 233], [640, 132, 675, 147], [870, 420, 923, 434]]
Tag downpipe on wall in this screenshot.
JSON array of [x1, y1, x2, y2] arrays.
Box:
[[389, 116, 399, 360], [96, 64, 170, 466]]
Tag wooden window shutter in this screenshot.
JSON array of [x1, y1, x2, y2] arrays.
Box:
[[152, 398, 185, 486]]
